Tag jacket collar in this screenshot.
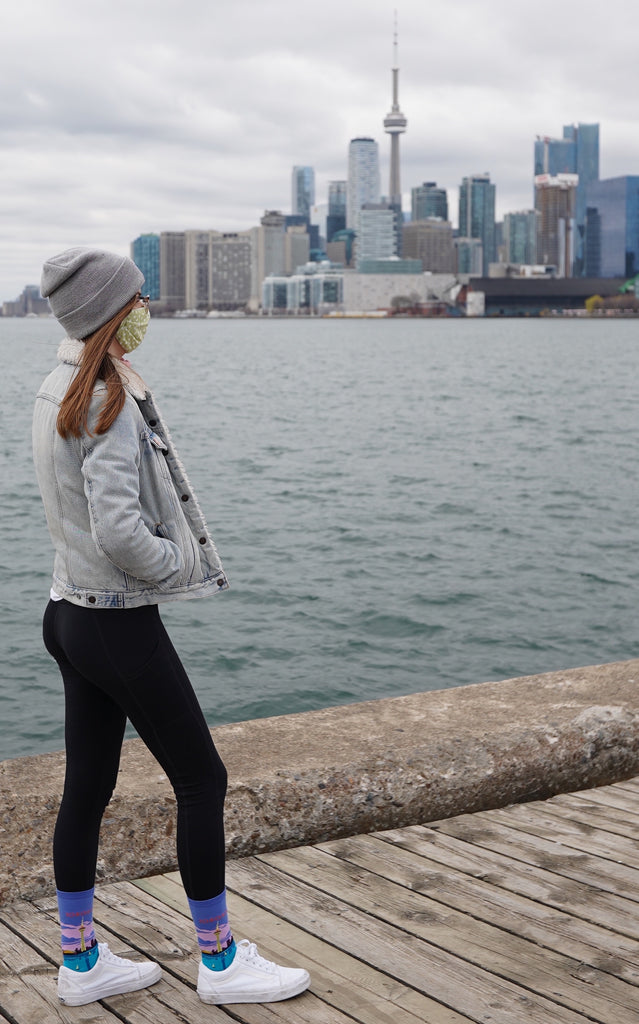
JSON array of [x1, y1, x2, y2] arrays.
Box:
[[57, 337, 148, 401]]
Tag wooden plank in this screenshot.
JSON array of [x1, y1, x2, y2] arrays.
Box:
[[257, 843, 639, 1023], [0, 918, 123, 1024], [1, 894, 219, 1024], [226, 853, 601, 1024], [134, 874, 473, 1024], [97, 879, 357, 1024], [569, 786, 639, 820], [600, 778, 639, 793], [537, 792, 639, 840], [374, 825, 639, 941], [428, 812, 639, 911], [481, 804, 639, 872], [314, 832, 639, 984]]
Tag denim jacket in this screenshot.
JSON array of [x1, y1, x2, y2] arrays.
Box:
[[32, 338, 229, 609]]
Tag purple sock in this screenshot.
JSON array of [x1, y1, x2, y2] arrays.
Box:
[[57, 888, 99, 972], [187, 889, 236, 971]]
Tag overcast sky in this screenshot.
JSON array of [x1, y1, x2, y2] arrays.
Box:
[[2, 0, 637, 300]]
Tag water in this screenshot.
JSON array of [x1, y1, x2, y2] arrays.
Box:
[[2, 316, 639, 761]]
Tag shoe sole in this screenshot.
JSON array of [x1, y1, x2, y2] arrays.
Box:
[[198, 973, 310, 1004], [59, 964, 162, 1006]]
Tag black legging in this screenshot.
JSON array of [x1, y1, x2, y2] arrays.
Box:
[[43, 599, 227, 901]]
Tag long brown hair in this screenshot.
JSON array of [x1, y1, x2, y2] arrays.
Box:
[[56, 295, 139, 439]]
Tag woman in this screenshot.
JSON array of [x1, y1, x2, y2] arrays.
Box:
[[33, 247, 310, 1007]]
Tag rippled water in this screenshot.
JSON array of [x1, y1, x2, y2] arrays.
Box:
[[2, 316, 639, 760]]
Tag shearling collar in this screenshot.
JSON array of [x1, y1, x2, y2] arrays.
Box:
[[57, 337, 148, 401]]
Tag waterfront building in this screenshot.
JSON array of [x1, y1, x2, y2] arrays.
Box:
[[356, 204, 397, 269], [131, 234, 160, 300], [182, 230, 254, 311], [534, 174, 578, 277], [184, 230, 210, 310], [585, 175, 639, 278], [252, 210, 287, 306], [160, 231, 186, 309], [291, 166, 315, 221], [534, 123, 599, 275], [210, 231, 252, 309], [455, 237, 483, 275], [411, 182, 448, 222], [503, 211, 538, 266], [327, 181, 347, 243], [458, 174, 496, 275], [2, 283, 49, 317], [342, 271, 456, 313], [262, 262, 344, 314], [347, 138, 380, 230], [403, 219, 455, 273]]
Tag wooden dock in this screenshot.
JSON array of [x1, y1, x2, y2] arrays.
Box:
[[2, 776, 639, 1023]]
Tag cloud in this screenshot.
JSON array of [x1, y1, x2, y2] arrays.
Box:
[[1, 0, 638, 299]]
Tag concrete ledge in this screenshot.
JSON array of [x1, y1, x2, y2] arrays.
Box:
[[3, 658, 639, 906]]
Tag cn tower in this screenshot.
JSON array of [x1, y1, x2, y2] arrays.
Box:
[[383, 14, 407, 209]]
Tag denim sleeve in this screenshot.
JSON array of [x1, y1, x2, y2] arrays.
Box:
[[81, 395, 183, 584]]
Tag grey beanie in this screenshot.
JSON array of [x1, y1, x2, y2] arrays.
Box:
[[41, 247, 144, 339]]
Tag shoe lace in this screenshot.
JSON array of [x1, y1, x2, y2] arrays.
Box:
[[236, 939, 277, 974], [97, 942, 134, 967]]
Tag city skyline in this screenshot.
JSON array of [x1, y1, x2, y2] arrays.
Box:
[[1, 0, 637, 300]]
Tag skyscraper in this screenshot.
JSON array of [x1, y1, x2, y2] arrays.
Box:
[[403, 220, 455, 273], [458, 174, 496, 275], [383, 17, 407, 211], [327, 181, 347, 242], [131, 234, 160, 300], [291, 166, 315, 221], [160, 231, 186, 309], [585, 176, 639, 277], [210, 232, 253, 310], [534, 124, 599, 275], [503, 211, 538, 265], [411, 183, 448, 222], [347, 137, 380, 230], [184, 230, 210, 309], [535, 174, 577, 277], [356, 203, 398, 268]]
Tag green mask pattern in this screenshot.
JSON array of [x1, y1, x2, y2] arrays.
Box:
[[116, 307, 150, 353]]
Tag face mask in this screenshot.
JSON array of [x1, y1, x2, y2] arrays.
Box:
[[116, 306, 150, 353]]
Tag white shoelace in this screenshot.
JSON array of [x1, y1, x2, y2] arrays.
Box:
[[97, 943, 135, 967], [236, 940, 278, 974]]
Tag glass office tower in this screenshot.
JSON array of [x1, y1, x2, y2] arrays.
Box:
[[411, 182, 448, 222], [458, 174, 496, 276], [585, 176, 639, 278], [131, 234, 160, 300]]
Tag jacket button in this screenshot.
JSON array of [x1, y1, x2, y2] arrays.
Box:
[[181, 494, 189, 502], [148, 419, 158, 426], [199, 537, 206, 545], [88, 596, 96, 604]]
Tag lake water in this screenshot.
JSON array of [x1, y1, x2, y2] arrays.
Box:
[[2, 316, 639, 760]]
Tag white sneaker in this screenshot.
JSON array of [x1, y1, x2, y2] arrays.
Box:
[[58, 942, 162, 1006], [197, 938, 310, 1004]]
